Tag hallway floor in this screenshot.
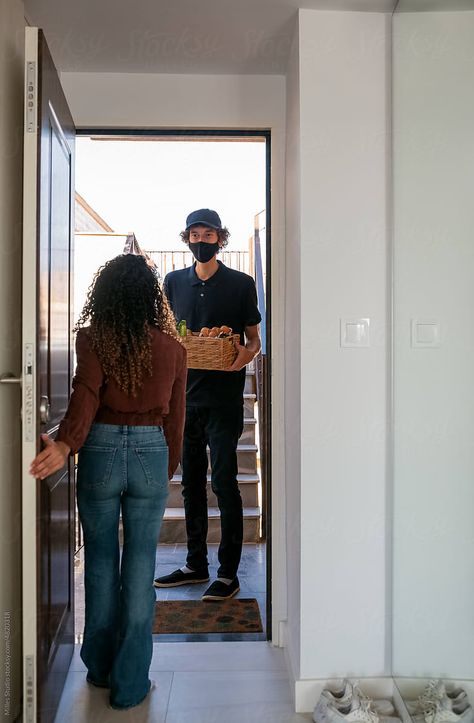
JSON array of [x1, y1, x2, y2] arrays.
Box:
[[54, 642, 312, 722], [153, 542, 267, 639], [60, 542, 314, 720], [75, 542, 268, 642]]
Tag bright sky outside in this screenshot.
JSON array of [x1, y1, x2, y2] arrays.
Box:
[[73, 136, 267, 324], [75, 137, 266, 251]]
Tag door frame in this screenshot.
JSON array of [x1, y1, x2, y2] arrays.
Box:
[[75, 127, 273, 638], [22, 27, 76, 722], [22, 29, 40, 721]]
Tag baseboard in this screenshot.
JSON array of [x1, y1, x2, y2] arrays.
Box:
[[281, 621, 299, 708]]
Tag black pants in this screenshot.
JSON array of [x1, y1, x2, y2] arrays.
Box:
[[181, 405, 244, 579]]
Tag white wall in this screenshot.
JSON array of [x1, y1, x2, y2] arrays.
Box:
[[60, 72, 285, 131], [63, 17, 392, 706], [392, 10, 474, 678], [0, 0, 25, 720], [60, 70, 289, 641], [286, 11, 390, 705], [284, 17, 302, 683]]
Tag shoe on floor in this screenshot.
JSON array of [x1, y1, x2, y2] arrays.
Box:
[[86, 674, 109, 689], [202, 577, 240, 601], [406, 681, 467, 716], [314, 692, 400, 723], [154, 568, 209, 587], [412, 700, 474, 723], [109, 680, 156, 710], [321, 680, 395, 716]]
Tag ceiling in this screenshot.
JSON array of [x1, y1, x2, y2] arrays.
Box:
[[24, 0, 398, 75], [395, 0, 474, 10]]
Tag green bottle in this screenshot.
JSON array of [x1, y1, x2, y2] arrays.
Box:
[[177, 320, 187, 338]]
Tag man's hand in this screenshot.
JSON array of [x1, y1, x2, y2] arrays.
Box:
[[29, 434, 70, 480], [226, 340, 256, 372], [225, 324, 261, 372]]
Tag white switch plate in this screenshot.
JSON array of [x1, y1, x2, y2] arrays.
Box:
[[411, 319, 440, 348], [340, 318, 370, 347]]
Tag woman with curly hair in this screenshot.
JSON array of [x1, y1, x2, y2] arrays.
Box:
[[30, 253, 187, 711]]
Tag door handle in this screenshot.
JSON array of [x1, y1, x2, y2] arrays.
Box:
[[40, 395, 50, 424], [0, 373, 21, 385]]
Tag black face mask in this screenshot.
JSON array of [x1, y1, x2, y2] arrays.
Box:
[[189, 241, 219, 263]]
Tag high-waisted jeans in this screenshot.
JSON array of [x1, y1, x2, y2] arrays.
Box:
[[76, 423, 169, 710]]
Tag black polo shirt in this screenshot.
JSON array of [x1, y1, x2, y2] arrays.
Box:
[[164, 261, 261, 407]]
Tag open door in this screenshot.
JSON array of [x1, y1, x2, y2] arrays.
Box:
[[22, 28, 75, 723]]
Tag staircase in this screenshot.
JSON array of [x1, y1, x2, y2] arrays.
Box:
[[158, 365, 261, 544]]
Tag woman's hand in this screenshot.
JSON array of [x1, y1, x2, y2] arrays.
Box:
[[29, 434, 71, 480]]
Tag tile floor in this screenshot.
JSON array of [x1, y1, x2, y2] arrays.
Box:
[[55, 642, 312, 722], [153, 542, 267, 640], [75, 543, 268, 643], [61, 542, 313, 721]]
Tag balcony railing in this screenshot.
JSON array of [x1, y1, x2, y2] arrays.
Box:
[[145, 249, 250, 279]]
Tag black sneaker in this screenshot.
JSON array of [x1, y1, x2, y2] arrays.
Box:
[[201, 577, 240, 601], [153, 568, 209, 588]]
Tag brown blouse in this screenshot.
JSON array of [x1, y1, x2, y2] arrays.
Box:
[[56, 327, 187, 478]]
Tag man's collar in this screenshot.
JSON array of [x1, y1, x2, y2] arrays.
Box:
[[189, 260, 225, 287]]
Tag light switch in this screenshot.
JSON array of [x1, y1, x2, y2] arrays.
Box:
[[340, 318, 370, 347], [411, 319, 440, 348]]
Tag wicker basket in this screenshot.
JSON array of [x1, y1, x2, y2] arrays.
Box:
[[183, 333, 240, 370]]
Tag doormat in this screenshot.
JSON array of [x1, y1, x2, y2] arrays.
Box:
[[153, 598, 263, 634]]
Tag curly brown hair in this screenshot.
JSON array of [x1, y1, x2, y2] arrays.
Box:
[[179, 226, 230, 249], [75, 254, 178, 396]]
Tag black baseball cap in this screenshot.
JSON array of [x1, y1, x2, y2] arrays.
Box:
[[185, 208, 222, 230]]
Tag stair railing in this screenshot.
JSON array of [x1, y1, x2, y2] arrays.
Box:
[[252, 211, 267, 539]]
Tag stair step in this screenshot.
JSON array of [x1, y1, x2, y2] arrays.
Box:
[[174, 444, 258, 476], [171, 472, 259, 484], [168, 473, 260, 507], [247, 358, 256, 372], [237, 445, 258, 474], [237, 443, 258, 453], [163, 506, 260, 519], [241, 417, 257, 444], [159, 507, 261, 544], [244, 372, 256, 394], [244, 393, 256, 416]]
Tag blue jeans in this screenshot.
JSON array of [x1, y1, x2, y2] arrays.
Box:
[[76, 423, 168, 710]]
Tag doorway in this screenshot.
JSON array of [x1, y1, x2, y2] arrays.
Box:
[[73, 129, 272, 641]]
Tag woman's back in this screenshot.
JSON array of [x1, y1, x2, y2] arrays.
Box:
[[58, 324, 187, 477], [92, 326, 185, 416]]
